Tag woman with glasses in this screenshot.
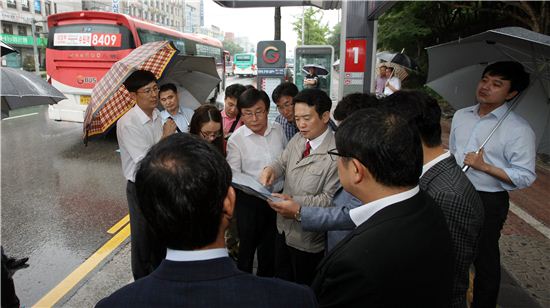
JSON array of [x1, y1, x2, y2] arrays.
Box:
[[189, 105, 226, 156]]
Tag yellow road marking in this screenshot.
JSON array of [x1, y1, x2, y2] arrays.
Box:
[[33, 224, 130, 307], [107, 214, 130, 234]]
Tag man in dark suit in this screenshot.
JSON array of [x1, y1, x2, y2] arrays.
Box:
[[96, 134, 317, 308], [311, 108, 453, 307], [385, 91, 484, 308]]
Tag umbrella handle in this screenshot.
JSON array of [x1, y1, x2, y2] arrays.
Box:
[[461, 148, 482, 173]]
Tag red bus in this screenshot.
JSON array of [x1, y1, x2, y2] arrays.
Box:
[[46, 11, 225, 122]]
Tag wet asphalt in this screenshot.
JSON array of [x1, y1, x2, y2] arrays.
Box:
[[1, 105, 127, 305]]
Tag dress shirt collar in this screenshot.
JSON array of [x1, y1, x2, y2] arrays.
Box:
[[161, 107, 182, 119], [242, 121, 274, 137], [469, 102, 509, 120], [308, 126, 331, 150], [421, 151, 451, 177], [134, 104, 159, 124], [349, 186, 420, 227], [165, 248, 228, 262]]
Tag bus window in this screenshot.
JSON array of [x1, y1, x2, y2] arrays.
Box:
[[48, 24, 135, 50], [137, 28, 185, 53], [196, 43, 222, 64]]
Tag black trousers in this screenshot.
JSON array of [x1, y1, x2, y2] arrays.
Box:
[[235, 190, 276, 277], [127, 181, 165, 280], [275, 231, 325, 285], [472, 191, 509, 308]]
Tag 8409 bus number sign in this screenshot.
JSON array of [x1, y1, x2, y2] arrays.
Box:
[[53, 33, 121, 47], [91, 33, 121, 47]]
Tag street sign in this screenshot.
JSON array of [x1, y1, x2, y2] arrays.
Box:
[[344, 39, 366, 72], [257, 40, 286, 100]]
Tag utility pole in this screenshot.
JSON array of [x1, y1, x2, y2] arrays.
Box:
[[274, 7, 281, 40], [31, 19, 40, 74]]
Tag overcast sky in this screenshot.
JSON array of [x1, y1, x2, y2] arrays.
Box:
[[202, 0, 341, 54]]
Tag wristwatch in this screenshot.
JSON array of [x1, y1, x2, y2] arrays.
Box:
[[294, 206, 302, 222]]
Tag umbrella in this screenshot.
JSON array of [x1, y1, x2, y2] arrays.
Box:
[[1, 67, 67, 118], [1, 41, 18, 56], [158, 55, 221, 104], [426, 27, 550, 155], [83, 41, 179, 140], [302, 64, 329, 76], [377, 51, 419, 71], [376, 61, 408, 81]]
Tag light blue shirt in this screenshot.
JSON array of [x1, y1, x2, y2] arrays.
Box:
[[449, 103, 536, 192], [160, 106, 194, 133]]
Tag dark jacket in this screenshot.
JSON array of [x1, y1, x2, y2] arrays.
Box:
[[312, 191, 453, 308], [96, 257, 317, 308], [420, 155, 484, 308]]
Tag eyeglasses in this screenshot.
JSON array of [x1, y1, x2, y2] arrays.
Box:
[[327, 148, 346, 161], [241, 109, 266, 118], [200, 130, 222, 139], [136, 85, 159, 95], [328, 148, 368, 168]]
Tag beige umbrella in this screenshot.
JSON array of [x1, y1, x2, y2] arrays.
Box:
[[377, 61, 408, 81]]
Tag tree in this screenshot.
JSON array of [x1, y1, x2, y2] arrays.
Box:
[[377, 1, 549, 83], [223, 40, 244, 56], [327, 22, 341, 58], [292, 7, 329, 45]]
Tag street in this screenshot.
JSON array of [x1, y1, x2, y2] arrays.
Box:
[[1, 105, 127, 305]]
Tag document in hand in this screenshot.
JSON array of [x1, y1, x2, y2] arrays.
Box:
[[232, 172, 284, 202]]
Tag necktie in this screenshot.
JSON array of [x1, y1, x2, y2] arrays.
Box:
[[302, 141, 311, 158]]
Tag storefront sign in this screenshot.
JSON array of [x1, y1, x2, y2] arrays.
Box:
[[0, 33, 47, 46]]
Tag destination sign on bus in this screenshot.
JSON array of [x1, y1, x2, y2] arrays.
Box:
[[53, 33, 121, 47]]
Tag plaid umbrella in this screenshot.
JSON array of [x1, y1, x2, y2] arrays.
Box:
[[377, 61, 408, 81], [83, 41, 178, 141]]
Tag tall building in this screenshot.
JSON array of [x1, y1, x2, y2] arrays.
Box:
[[82, 0, 186, 32], [183, 0, 200, 33], [0, 0, 81, 69]]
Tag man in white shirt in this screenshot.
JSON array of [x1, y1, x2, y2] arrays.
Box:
[[116, 70, 176, 280], [311, 107, 453, 307], [226, 88, 286, 276], [97, 134, 317, 307], [383, 66, 401, 96], [158, 83, 194, 133], [449, 61, 536, 307]]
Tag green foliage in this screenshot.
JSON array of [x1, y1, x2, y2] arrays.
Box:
[[292, 8, 329, 45], [327, 22, 341, 58], [377, 1, 549, 86], [222, 40, 244, 57]]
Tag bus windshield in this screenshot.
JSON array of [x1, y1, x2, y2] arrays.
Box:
[[48, 23, 135, 50], [235, 54, 252, 62]]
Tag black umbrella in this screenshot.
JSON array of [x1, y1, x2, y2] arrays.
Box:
[[1, 41, 18, 57], [1, 67, 66, 117], [302, 64, 329, 76], [377, 51, 419, 71]]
